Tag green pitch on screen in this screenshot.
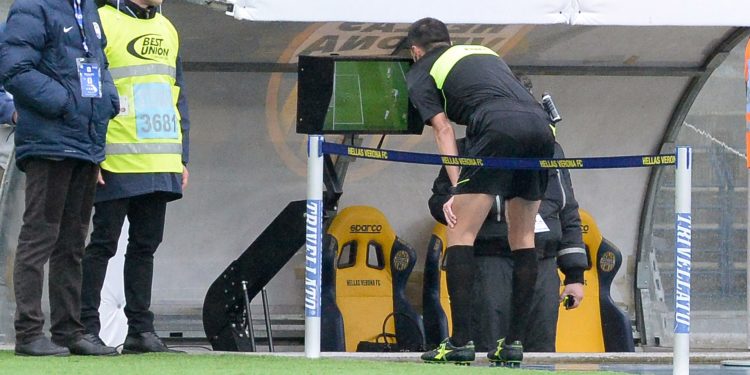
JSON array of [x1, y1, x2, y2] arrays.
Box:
[[323, 60, 410, 132]]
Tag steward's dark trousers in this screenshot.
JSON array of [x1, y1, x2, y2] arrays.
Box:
[[80, 194, 167, 335], [14, 158, 98, 344], [472, 256, 560, 352]]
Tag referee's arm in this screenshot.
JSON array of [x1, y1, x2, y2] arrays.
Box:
[[429, 113, 460, 186]]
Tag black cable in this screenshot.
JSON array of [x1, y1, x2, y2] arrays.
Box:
[[168, 345, 214, 351], [379, 311, 426, 351], [376, 134, 386, 149], [5, 125, 15, 142]]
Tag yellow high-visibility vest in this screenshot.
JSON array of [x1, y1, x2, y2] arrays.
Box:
[[99, 5, 183, 173]]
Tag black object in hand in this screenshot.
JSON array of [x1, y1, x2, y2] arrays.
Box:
[[563, 295, 575, 309]]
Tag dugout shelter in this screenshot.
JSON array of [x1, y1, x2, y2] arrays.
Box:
[[0, 0, 748, 351]]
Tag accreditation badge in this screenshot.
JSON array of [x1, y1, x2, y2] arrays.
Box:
[[76, 58, 102, 98], [534, 213, 550, 233]]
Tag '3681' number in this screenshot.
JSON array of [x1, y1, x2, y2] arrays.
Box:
[[139, 114, 178, 135]]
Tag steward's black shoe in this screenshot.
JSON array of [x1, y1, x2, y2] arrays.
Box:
[[84, 333, 107, 347], [122, 332, 184, 354], [421, 338, 475, 365], [487, 338, 523, 368], [15, 336, 70, 357], [68, 333, 119, 356]]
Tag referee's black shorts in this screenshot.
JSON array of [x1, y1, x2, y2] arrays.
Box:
[[456, 108, 555, 201]]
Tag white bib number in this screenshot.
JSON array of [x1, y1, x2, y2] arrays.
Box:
[[134, 82, 178, 139]]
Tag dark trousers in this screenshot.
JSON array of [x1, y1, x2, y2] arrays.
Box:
[[14, 158, 98, 344], [80, 194, 167, 335], [472, 256, 560, 352]]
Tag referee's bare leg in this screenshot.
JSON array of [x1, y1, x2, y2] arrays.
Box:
[[443, 193, 493, 347]]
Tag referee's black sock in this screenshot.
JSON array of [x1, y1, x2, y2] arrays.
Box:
[[507, 248, 538, 344], [444, 245, 475, 347]]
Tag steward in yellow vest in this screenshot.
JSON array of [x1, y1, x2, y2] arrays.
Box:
[[99, 1, 183, 173], [80, 0, 190, 354]]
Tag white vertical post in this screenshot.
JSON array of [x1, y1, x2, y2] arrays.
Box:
[[673, 146, 692, 375], [305, 135, 324, 359]]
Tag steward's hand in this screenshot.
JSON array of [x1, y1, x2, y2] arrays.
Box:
[[182, 166, 189, 189], [560, 283, 584, 309], [97, 170, 105, 186]]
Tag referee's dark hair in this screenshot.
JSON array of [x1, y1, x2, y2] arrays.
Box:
[[407, 17, 451, 51]]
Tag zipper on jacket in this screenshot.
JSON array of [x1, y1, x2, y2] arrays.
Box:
[[556, 169, 567, 208]]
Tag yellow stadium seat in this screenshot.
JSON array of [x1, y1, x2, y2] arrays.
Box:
[[321, 206, 425, 352], [556, 208, 634, 352]]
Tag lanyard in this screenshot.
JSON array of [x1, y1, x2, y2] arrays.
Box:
[[72, 0, 90, 56]]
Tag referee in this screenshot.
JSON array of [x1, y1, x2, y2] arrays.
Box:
[[406, 18, 555, 366], [429, 138, 587, 353]]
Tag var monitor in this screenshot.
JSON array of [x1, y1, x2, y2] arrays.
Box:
[[296, 55, 423, 135]]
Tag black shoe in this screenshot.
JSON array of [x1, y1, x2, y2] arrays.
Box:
[[122, 332, 184, 354], [85, 333, 107, 347], [421, 338, 475, 365], [68, 334, 119, 356], [487, 338, 523, 368], [15, 336, 70, 357]]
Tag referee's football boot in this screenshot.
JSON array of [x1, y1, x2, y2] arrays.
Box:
[[487, 338, 523, 368], [421, 337, 475, 365]]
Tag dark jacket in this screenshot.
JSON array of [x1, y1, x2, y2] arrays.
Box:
[[93, 0, 191, 203], [0, 0, 119, 168], [428, 140, 588, 284]]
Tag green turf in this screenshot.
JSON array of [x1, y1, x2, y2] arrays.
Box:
[[0, 350, 626, 375], [323, 60, 410, 133]]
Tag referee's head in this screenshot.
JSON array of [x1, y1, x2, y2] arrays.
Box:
[[407, 17, 451, 61]]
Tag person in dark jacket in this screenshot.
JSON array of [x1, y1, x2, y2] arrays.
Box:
[[428, 139, 587, 353], [79, 0, 190, 354], [0, 0, 119, 356]]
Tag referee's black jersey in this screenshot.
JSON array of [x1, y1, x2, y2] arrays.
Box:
[[406, 45, 538, 127]]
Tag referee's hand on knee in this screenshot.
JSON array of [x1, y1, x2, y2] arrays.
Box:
[[443, 196, 457, 228]]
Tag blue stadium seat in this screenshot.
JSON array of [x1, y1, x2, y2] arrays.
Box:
[[421, 223, 451, 348]]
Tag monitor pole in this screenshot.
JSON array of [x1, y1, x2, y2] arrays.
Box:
[[305, 135, 324, 358]]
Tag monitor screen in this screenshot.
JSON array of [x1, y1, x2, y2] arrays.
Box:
[[296, 55, 423, 135]]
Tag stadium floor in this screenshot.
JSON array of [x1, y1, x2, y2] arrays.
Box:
[[3, 344, 750, 373]]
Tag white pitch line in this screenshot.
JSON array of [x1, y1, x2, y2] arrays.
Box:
[[331, 74, 364, 127], [356, 74, 364, 125], [331, 64, 337, 131], [397, 62, 407, 81]]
